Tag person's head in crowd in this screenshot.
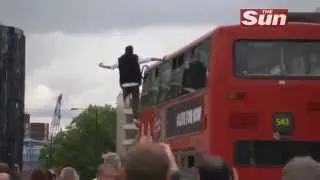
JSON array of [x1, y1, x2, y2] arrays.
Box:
[[125, 143, 170, 180], [46, 170, 55, 180], [97, 163, 121, 180], [197, 155, 234, 180], [0, 163, 9, 174], [102, 152, 122, 180], [0, 173, 10, 180], [102, 152, 122, 171], [59, 166, 79, 180], [282, 156, 320, 180], [30, 169, 47, 180]]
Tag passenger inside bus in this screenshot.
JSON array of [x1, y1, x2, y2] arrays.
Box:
[[182, 48, 207, 93], [235, 41, 320, 77], [309, 53, 320, 75], [284, 44, 320, 76], [235, 42, 281, 76]]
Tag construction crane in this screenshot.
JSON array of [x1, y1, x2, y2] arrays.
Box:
[[47, 93, 63, 168]]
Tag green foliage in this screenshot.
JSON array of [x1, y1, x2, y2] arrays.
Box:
[[39, 105, 116, 179]]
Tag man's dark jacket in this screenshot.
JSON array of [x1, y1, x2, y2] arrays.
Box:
[[118, 53, 142, 86]]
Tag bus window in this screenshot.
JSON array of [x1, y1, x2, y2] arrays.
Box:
[[178, 152, 198, 180], [149, 68, 160, 105], [187, 155, 195, 168], [141, 72, 152, 109], [234, 41, 320, 77], [285, 42, 320, 76], [169, 55, 184, 98], [141, 68, 158, 108], [196, 38, 211, 70], [235, 140, 320, 167], [182, 41, 210, 93], [234, 41, 281, 76], [309, 53, 320, 75], [158, 61, 172, 103]]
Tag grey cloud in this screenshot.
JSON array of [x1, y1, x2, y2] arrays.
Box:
[[1, 0, 318, 33], [28, 107, 74, 119]]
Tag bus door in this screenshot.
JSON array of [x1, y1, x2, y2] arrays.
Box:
[[175, 150, 198, 180]]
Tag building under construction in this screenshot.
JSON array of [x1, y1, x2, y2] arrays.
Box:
[[0, 24, 25, 169]]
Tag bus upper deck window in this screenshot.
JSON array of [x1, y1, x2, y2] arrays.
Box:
[[182, 60, 207, 92], [158, 62, 172, 102], [310, 53, 320, 74], [235, 41, 320, 78], [178, 54, 184, 66]]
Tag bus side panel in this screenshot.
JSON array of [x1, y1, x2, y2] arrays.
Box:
[[209, 28, 231, 162], [217, 24, 320, 180], [222, 29, 280, 180]]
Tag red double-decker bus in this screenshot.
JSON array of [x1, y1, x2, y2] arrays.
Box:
[[139, 13, 320, 180]]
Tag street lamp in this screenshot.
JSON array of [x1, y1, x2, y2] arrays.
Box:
[[70, 107, 99, 159]]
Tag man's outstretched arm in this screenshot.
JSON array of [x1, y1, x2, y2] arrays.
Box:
[[98, 62, 118, 69], [99, 58, 162, 70]]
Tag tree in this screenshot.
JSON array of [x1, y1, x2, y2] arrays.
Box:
[[39, 104, 116, 179]]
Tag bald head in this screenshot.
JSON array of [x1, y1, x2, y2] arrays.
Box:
[[197, 155, 232, 180], [282, 156, 320, 180], [126, 143, 170, 180], [0, 173, 10, 180]]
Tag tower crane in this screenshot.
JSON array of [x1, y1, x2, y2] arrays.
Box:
[[48, 93, 63, 167]]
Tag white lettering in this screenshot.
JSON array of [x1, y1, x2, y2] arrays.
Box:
[[241, 9, 288, 26], [176, 112, 186, 127], [193, 106, 202, 122], [175, 106, 202, 127], [262, 9, 272, 14], [272, 14, 287, 25], [241, 10, 258, 26], [257, 14, 273, 25], [186, 110, 193, 124]]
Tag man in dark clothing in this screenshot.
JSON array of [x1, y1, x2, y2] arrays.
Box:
[[117, 45, 142, 120], [100, 45, 142, 120], [118, 46, 142, 87]]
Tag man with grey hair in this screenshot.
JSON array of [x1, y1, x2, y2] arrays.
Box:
[[282, 156, 320, 180], [102, 152, 122, 170]]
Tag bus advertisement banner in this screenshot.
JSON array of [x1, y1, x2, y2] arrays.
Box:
[[165, 97, 204, 137]]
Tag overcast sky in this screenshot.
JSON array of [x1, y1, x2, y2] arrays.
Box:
[[1, 0, 319, 128]]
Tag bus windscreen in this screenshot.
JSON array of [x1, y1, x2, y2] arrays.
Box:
[[235, 140, 320, 167], [234, 40, 320, 78]]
